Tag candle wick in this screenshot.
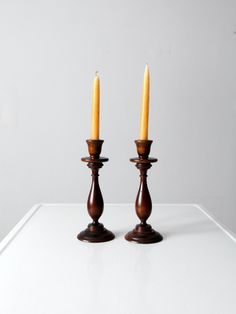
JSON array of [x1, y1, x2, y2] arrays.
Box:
[[95, 71, 99, 76]]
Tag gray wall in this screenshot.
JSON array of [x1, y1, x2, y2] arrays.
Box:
[[0, 0, 235, 240]]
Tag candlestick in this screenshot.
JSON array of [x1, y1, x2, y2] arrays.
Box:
[[139, 64, 150, 140], [125, 140, 163, 244], [90, 73, 100, 140], [77, 139, 115, 243]]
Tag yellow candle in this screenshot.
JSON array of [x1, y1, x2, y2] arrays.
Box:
[[90, 72, 100, 139], [139, 64, 150, 140]]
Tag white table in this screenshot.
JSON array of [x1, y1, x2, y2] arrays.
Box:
[[0, 204, 235, 314]]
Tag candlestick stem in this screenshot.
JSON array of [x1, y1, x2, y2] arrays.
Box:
[[125, 140, 163, 244], [77, 139, 114, 243]]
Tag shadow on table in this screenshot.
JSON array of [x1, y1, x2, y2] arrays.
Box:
[[113, 218, 218, 240], [113, 230, 127, 238], [161, 219, 217, 238]]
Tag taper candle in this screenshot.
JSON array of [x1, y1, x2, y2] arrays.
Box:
[[90, 72, 100, 139], [139, 64, 150, 140]]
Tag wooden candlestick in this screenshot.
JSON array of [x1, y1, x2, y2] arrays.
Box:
[[77, 139, 115, 243], [125, 140, 163, 244]]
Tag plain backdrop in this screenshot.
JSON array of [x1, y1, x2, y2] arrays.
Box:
[[0, 0, 235, 240]]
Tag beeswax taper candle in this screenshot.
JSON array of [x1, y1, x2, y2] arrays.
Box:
[[139, 64, 150, 140], [90, 72, 100, 139]]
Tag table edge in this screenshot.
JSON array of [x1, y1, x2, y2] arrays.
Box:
[[0, 203, 235, 255], [0, 204, 42, 255], [194, 204, 236, 243]]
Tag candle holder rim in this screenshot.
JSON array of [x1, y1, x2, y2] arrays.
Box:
[[86, 139, 104, 143], [130, 157, 157, 163], [135, 139, 154, 144], [81, 157, 109, 163]]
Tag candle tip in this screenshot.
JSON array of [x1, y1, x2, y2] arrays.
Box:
[[95, 71, 99, 76]]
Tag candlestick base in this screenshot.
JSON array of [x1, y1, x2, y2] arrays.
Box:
[[125, 223, 163, 244], [77, 223, 115, 243]]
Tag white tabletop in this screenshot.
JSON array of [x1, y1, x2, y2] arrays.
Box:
[[0, 204, 235, 314]]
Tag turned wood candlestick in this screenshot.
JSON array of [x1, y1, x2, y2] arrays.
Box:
[[77, 139, 114, 243], [125, 140, 163, 244]]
